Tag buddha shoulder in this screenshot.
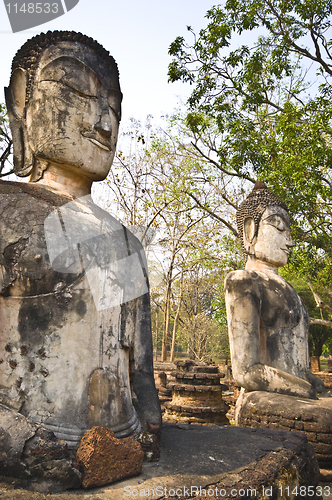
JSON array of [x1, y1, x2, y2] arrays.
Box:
[[0, 179, 72, 206], [224, 269, 262, 286], [0, 181, 79, 296]]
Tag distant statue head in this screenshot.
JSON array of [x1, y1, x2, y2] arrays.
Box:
[[5, 31, 122, 190], [237, 181, 292, 271]]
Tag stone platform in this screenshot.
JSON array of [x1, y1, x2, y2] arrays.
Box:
[[236, 391, 332, 470], [0, 423, 320, 499], [316, 373, 332, 391]]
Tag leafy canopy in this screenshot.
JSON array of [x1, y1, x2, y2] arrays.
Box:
[[168, 0, 332, 291]]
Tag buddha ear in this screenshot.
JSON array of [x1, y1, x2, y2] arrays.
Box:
[[5, 68, 34, 177], [6, 68, 28, 119], [243, 217, 256, 253]]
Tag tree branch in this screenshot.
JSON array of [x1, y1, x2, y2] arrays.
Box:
[[187, 192, 238, 237], [190, 141, 255, 183], [308, 282, 332, 316], [310, 318, 332, 328]]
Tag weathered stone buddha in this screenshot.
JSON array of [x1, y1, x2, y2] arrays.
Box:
[[225, 182, 324, 404], [0, 31, 161, 448]]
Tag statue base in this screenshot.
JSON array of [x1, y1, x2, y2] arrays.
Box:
[[235, 390, 332, 470], [0, 423, 320, 498]]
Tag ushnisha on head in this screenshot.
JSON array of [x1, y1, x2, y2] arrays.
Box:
[[5, 31, 122, 195], [237, 181, 293, 273]]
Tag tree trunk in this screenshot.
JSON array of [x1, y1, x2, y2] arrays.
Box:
[[154, 309, 159, 361], [162, 281, 172, 361], [170, 272, 184, 362], [189, 327, 196, 360]]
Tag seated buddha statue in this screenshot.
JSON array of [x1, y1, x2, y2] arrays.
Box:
[[0, 31, 161, 448], [224, 182, 324, 404]]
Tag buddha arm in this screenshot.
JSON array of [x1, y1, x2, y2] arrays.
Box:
[[131, 291, 162, 431], [237, 364, 316, 399], [225, 271, 316, 400]]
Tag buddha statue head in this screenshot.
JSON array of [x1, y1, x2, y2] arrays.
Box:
[[5, 31, 122, 196], [237, 181, 293, 273]]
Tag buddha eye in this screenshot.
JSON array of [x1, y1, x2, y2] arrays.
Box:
[[108, 89, 122, 121], [264, 215, 287, 231], [40, 59, 99, 99], [61, 81, 97, 99]]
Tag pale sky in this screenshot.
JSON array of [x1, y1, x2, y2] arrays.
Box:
[[0, 0, 215, 123]]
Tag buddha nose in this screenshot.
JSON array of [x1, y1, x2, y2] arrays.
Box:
[[94, 108, 112, 138], [286, 235, 293, 248]]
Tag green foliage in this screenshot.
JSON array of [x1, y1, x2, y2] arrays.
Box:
[[168, 0, 332, 296]]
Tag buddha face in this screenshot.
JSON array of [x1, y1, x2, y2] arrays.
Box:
[[253, 206, 293, 268], [24, 41, 122, 181]]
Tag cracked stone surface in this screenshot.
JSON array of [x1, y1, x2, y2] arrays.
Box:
[[0, 405, 81, 493], [0, 423, 320, 499]]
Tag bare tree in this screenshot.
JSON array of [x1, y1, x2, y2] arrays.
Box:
[[0, 104, 13, 178]]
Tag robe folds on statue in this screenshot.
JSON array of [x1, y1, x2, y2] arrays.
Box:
[[0, 180, 152, 447]]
